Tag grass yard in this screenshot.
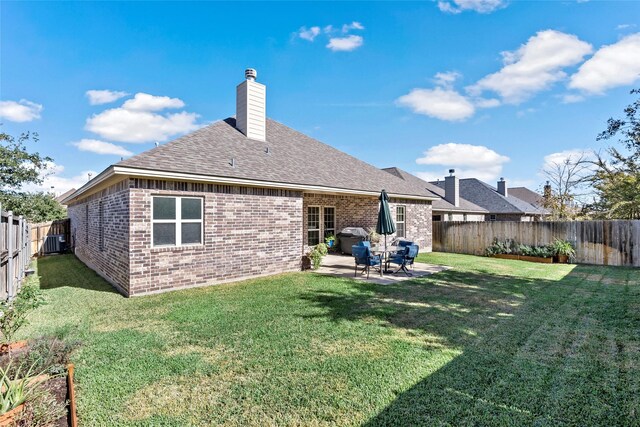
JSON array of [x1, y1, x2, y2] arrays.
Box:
[[20, 253, 639, 426]]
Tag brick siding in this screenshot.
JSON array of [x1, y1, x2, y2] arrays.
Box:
[[303, 193, 432, 252]]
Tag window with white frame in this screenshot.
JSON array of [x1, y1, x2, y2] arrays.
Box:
[[152, 196, 203, 247], [323, 207, 335, 238], [396, 206, 406, 237], [307, 206, 320, 245], [489, 214, 497, 221]]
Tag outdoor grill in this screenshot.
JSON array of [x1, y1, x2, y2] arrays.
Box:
[[337, 227, 369, 255]]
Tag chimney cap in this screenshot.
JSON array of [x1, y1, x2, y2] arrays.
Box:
[[500, 177, 505, 182], [448, 169, 455, 176], [245, 68, 257, 81]]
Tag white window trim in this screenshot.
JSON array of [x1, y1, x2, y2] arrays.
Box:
[[307, 205, 321, 245], [323, 206, 336, 238], [396, 205, 406, 237], [151, 196, 204, 248]]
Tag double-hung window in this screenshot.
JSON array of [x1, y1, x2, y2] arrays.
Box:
[[152, 196, 203, 247], [307, 206, 320, 245], [323, 207, 335, 238], [396, 206, 406, 237]]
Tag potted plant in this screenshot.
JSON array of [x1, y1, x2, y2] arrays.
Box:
[[368, 229, 381, 245], [551, 239, 576, 264], [324, 234, 336, 248]]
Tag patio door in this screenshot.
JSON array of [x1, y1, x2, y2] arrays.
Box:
[[307, 206, 336, 246]]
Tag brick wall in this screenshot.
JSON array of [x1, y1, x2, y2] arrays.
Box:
[[302, 193, 432, 252], [67, 179, 130, 294], [127, 179, 303, 296]]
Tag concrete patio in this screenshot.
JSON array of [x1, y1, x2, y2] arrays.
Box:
[[316, 254, 450, 285]]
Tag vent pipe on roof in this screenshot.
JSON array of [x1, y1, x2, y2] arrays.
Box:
[[444, 171, 459, 207], [236, 68, 266, 142], [497, 177, 508, 197]]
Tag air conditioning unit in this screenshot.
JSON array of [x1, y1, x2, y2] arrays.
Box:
[[44, 234, 66, 254]]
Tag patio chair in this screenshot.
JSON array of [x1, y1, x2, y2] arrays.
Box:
[[358, 241, 371, 248], [389, 239, 413, 257], [352, 245, 383, 279], [386, 244, 419, 276]]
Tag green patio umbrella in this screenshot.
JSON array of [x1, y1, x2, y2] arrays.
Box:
[[376, 189, 396, 271]]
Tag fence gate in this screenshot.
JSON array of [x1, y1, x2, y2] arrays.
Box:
[[1, 209, 32, 300]]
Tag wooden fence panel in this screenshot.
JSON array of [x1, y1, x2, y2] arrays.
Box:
[[0, 208, 32, 300], [30, 219, 70, 256], [432, 220, 640, 267]]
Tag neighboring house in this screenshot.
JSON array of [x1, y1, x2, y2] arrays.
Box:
[[382, 168, 488, 221], [508, 186, 547, 209], [55, 188, 76, 208], [430, 176, 549, 221], [63, 69, 437, 297]]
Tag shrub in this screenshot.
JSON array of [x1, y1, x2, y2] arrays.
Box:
[[551, 239, 576, 260], [308, 243, 328, 270], [0, 284, 44, 346], [0, 361, 47, 415]]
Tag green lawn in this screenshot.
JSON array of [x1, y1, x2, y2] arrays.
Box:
[[21, 253, 639, 426]]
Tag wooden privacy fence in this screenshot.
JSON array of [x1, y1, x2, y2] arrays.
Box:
[[0, 209, 31, 300], [433, 220, 640, 267], [30, 219, 70, 256]]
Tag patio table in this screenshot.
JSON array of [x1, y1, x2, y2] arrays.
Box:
[[371, 245, 398, 274]]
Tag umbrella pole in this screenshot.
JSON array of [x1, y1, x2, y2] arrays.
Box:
[[383, 234, 391, 274]]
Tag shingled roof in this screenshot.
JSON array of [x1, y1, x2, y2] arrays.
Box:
[[508, 187, 545, 207], [114, 118, 435, 199], [382, 167, 487, 213], [430, 178, 548, 215]]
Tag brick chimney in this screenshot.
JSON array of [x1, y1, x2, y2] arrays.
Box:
[[444, 169, 459, 207], [497, 177, 508, 197], [236, 68, 266, 141]]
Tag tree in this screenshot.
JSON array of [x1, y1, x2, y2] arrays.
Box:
[[0, 131, 66, 222], [541, 150, 593, 220], [590, 89, 640, 219], [0, 192, 66, 223], [0, 132, 51, 191]]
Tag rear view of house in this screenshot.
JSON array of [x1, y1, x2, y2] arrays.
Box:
[[64, 70, 437, 296]]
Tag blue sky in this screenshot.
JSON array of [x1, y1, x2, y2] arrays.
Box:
[[2, 1, 640, 194]]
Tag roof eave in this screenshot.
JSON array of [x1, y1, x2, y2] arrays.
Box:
[[65, 165, 438, 202]]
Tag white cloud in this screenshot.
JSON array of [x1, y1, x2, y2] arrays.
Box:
[[468, 30, 593, 104], [72, 139, 133, 157], [0, 99, 42, 122], [121, 93, 185, 111], [298, 26, 321, 41], [86, 90, 128, 105], [543, 149, 595, 169], [416, 143, 510, 181], [568, 33, 640, 94], [616, 24, 635, 30], [433, 71, 462, 88], [475, 98, 501, 108], [342, 21, 364, 32], [326, 35, 363, 52], [561, 93, 585, 103], [21, 162, 97, 194], [396, 87, 475, 121], [437, 0, 507, 14], [85, 93, 200, 143]]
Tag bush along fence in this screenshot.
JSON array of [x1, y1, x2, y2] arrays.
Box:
[[432, 220, 640, 267], [0, 207, 32, 300]]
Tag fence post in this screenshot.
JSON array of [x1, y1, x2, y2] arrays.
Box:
[[6, 211, 14, 300]]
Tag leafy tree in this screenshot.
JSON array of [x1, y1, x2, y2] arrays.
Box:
[[0, 192, 66, 223], [590, 89, 640, 219], [0, 132, 51, 190], [0, 131, 66, 222]]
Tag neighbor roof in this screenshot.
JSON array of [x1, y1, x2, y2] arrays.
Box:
[[431, 178, 548, 215], [67, 118, 437, 202], [382, 168, 487, 213], [508, 187, 545, 207]]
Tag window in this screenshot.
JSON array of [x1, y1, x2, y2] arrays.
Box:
[[489, 214, 497, 221], [396, 206, 406, 237], [307, 206, 320, 245], [323, 207, 335, 238], [463, 213, 467, 222], [99, 201, 104, 251], [152, 196, 203, 247], [433, 215, 442, 222]]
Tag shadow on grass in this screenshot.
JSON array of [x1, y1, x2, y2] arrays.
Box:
[[302, 265, 637, 425], [37, 254, 118, 294]]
